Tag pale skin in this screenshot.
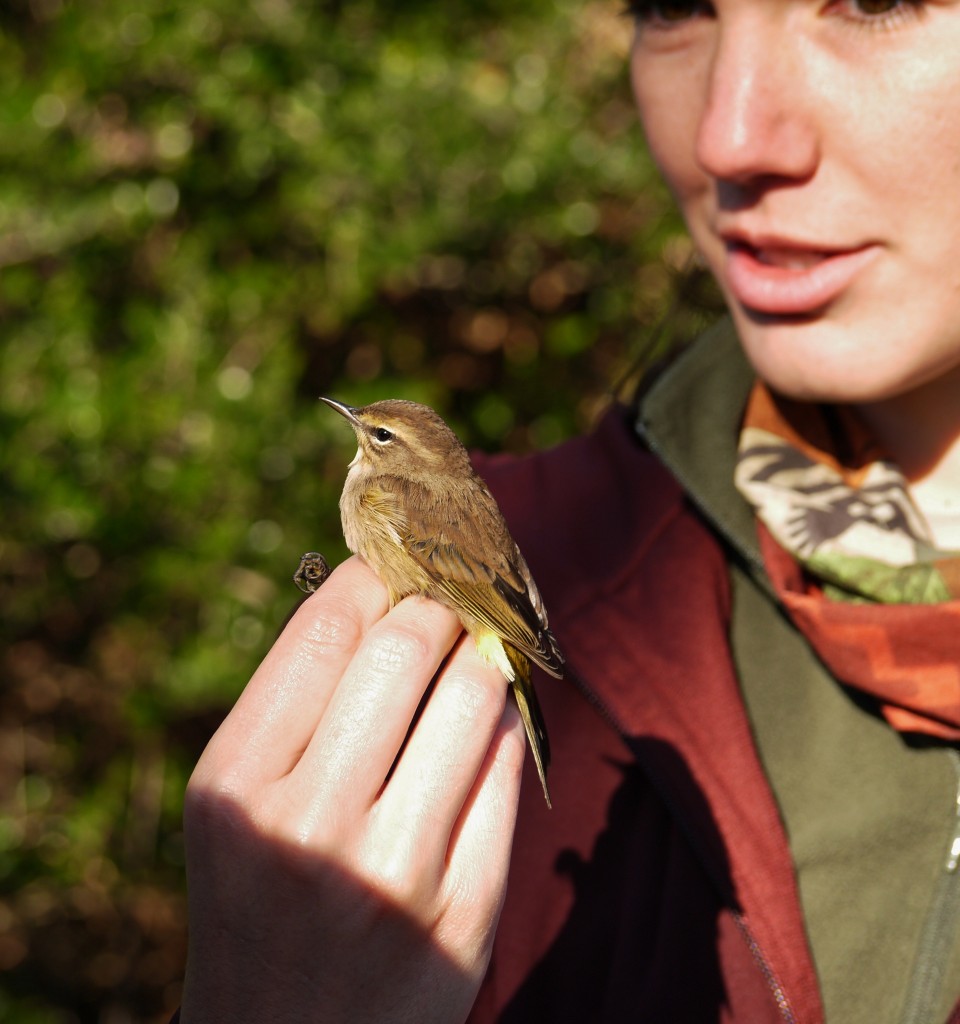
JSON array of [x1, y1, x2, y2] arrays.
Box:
[[181, 0, 960, 1019], [181, 558, 525, 1022], [629, 0, 960, 541]]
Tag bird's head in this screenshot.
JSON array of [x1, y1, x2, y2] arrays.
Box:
[[320, 397, 472, 480]]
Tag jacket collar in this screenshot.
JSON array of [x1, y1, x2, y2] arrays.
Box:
[[633, 316, 769, 589]]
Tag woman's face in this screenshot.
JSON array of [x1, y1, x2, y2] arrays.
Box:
[[630, 0, 960, 404]]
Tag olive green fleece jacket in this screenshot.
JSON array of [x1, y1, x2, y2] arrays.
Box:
[[648, 320, 960, 1024]]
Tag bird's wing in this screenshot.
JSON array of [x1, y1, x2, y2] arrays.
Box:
[[401, 476, 565, 678], [440, 572, 565, 678]]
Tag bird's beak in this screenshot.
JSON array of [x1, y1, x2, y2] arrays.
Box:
[[319, 396, 362, 427]]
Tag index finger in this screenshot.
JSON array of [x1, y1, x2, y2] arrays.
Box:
[[196, 556, 389, 787]]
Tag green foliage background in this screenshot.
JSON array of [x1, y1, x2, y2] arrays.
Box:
[[0, 0, 710, 1019]]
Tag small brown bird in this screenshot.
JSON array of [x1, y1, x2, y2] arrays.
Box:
[[319, 396, 563, 807]]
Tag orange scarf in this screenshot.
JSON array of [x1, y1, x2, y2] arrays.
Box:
[[735, 383, 960, 740]]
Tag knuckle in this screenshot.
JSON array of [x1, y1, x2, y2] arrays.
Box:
[[291, 556, 388, 657], [444, 640, 508, 708], [362, 836, 422, 907], [437, 669, 506, 729], [299, 600, 367, 662], [183, 764, 250, 841], [364, 622, 433, 677]]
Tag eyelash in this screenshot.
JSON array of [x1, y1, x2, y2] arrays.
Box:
[[620, 0, 707, 29], [841, 0, 925, 31], [622, 0, 925, 32]]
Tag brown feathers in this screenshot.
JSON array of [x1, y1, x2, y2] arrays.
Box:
[[322, 396, 562, 806]]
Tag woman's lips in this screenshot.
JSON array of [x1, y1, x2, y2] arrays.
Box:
[[723, 240, 879, 316]]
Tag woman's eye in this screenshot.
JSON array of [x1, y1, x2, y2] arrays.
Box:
[[851, 0, 925, 13], [623, 0, 709, 26], [836, 0, 925, 26], [625, 0, 921, 29]]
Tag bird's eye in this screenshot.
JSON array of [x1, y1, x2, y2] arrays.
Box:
[[374, 427, 394, 443]]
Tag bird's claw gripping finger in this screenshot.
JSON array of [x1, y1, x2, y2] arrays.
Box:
[[293, 552, 332, 594]]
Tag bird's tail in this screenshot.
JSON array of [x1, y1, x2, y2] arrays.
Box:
[[505, 644, 551, 809]]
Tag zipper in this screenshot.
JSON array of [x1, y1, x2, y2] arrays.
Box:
[[898, 749, 960, 1024], [733, 911, 798, 1024]]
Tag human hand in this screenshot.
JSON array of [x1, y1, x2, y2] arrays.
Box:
[[178, 556, 524, 1024]]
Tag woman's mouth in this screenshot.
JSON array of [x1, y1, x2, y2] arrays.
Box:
[[723, 239, 879, 316]]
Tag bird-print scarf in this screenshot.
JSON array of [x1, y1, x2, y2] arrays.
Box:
[[734, 381, 960, 740]]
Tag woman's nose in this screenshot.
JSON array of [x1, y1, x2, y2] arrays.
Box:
[[694, 20, 820, 189]]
